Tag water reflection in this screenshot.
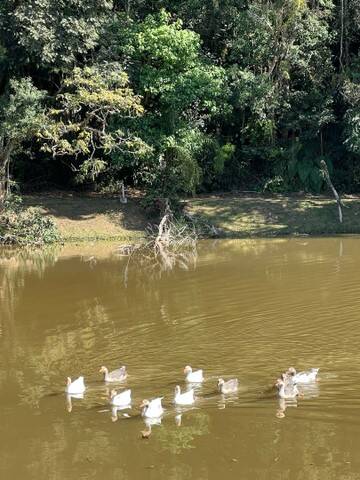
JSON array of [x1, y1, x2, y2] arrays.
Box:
[[300, 383, 320, 399], [0, 247, 59, 353], [111, 405, 132, 422], [1, 238, 360, 479], [144, 416, 163, 427], [217, 393, 239, 410], [276, 397, 298, 418], [155, 411, 210, 454], [66, 393, 85, 413], [175, 413, 182, 426]]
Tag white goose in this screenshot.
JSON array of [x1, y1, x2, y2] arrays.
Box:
[[287, 367, 319, 383], [174, 385, 195, 405], [65, 376, 86, 395], [110, 389, 131, 407], [140, 398, 164, 418], [184, 365, 204, 383]]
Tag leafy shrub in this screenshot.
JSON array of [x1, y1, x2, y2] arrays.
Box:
[[96, 178, 125, 195], [0, 195, 60, 246], [262, 176, 286, 193]]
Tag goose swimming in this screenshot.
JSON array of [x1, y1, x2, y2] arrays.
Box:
[[276, 378, 299, 399], [140, 398, 164, 418], [99, 365, 127, 382], [174, 385, 195, 405], [65, 376, 86, 395], [184, 366, 204, 383], [110, 389, 131, 407], [286, 367, 319, 383], [218, 378, 239, 394]]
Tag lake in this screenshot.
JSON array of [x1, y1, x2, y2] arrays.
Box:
[[0, 238, 359, 479]]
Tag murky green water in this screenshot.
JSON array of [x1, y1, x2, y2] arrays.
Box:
[[1, 238, 360, 479]]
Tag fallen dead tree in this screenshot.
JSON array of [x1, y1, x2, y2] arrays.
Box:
[[320, 159, 346, 224], [117, 202, 198, 285]]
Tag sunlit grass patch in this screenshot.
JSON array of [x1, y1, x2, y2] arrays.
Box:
[[187, 194, 360, 237]]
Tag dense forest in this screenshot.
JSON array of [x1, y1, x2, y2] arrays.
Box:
[[0, 0, 360, 203]]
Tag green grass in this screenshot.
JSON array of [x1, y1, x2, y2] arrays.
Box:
[[23, 193, 148, 242], [22, 192, 360, 243], [187, 193, 360, 237]]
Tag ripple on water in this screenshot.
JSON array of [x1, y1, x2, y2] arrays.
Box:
[[1, 238, 360, 479]]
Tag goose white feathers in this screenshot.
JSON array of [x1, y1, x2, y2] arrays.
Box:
[[287, 367, 319, 383], [140, 397, 164, 418], [184, 366, 204, 383], [110, 389, 131, 407], [65, 376, 86, 394], [276, 378, 299, 399], [218, 378, 239, 394], [174, 385, 195, 405], [100, 365, 127, 382]]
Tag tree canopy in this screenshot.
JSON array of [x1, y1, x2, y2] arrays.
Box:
[[0, 0, 360, 201]]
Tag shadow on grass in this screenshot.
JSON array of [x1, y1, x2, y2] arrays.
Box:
[[23, 193, 360, 240], [189, 195, 360, 237], [23, 194, 149, 236]]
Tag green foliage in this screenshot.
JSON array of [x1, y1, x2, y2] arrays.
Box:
[[4, 0, 113, 67], [0, 78, 46, 192], [159, 134, 201, 194], [262, 142, 328, 193], [344, 81, 360, 154], [222, 0, 335, 191], [198, 138, 236, 189], [0, 195, 60, 245], [0, 78, 46, 148], [134, 10, 227, 118], [263, 176, 286, 194], [40, 64, 149, 182], [2, 0, 360, 201], [124, 10, 229, 200]]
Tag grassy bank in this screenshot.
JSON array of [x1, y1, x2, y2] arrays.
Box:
[[186, 193, 360, 236], [21, 192, 360, 242], [23, 193, 148, 242]]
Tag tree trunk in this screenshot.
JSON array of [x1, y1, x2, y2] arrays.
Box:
[[0, 139, 14, 202], [339, 0, 344, 70], [0, 179, 4, 209], [0, 147, 11, 207], [320, 160, 344, 223], [125, 0, 131, 18]]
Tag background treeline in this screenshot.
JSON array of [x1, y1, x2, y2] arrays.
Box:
[[1, 0, 360, 202]]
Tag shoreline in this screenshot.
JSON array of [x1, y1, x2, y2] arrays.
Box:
[[186, 193, 360, 238], [19, 192, 360, 243]]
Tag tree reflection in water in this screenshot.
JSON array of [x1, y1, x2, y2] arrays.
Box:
[[155, 411, 209, 454], [0, 239, 359, 480]]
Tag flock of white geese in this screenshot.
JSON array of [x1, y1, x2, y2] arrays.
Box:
[[65, 364, 319, 423]]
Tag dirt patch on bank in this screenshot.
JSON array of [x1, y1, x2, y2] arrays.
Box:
[[23, 192, 148, 241]]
